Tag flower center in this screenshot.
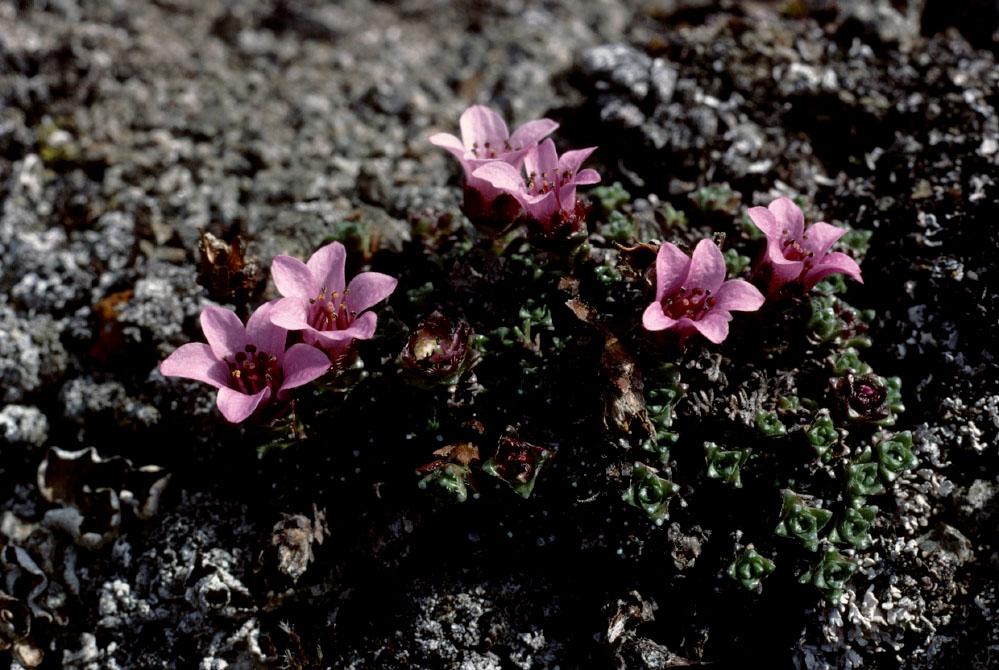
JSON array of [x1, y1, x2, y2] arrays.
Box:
[[662, 286, 716, 321], [781, 228, 815, 266], [470, 138, 514, 159], [525, 168, 574, 200], [226, 344, 281, 395], [307, 287, 355, 332]]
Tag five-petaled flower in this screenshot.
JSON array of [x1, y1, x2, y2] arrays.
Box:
[[159, 303, 331, 423], [747, 197, 863, 296], [473, 138, 601, 236], [429, 105, 558, 220], [643, 239, 765, 344], [269, 241, 398, 362]]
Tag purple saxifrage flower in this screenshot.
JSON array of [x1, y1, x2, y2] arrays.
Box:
[[268, 241, 398, 362], [472, 138, 601, 236], [429, 105, 558, 221], [159, 302, 331, 423], [747, 197, 863, 296], [643, 239, 765, 344]]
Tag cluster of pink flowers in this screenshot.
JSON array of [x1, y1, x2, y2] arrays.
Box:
[[429, 105, 600, 236], [747, 197, 863, 296], [160, 242, 397, 423], [643, 198, 863, 344]]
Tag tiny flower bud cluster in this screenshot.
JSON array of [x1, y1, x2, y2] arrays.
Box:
[[642, 198, 864, 344]]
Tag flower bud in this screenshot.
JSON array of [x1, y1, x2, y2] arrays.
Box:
[[401, 312, 473, 386], [482, 437, 554, 499]]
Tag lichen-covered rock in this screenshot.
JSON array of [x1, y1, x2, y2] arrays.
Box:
[[0, 405, 49, 449], [0, 301, 68, 404]]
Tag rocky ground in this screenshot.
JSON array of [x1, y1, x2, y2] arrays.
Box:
[[1, 0, 998, 668]]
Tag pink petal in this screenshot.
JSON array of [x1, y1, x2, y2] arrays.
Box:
[[464, 173, 507, 204], [801, 221, 847, 257], [691, 312, 732, 344], [216, 386, 269, 423], [311, 311, 378, 347], [556, 168, 601, 212], [687, 239, 727, 294], [460, 105, 509, 148], [428, 132, 467, 160], [269, 297, 312, 331], [654, 242, 692, 301], [524, 191, 559, 225], [769, 197, 805, 239], [306, 242, 347, 296], [747, 206, 779, 238], [802, 252, 864, 291], [345, 272, 398, 314], [246, 300, 287, 361], [159, 343, 230, 388], [642, 301, 678, 332], [279, 343, 331, 391], [271, 254, 318, 299], [712, 279, 765, 313], [472, 161, 528, 199], [558, 146, 597, 175], [558, 182, 579, 214], [524, 139, 558, 179], [574, 168, 602, 185], [509, 118, 559, 150], [493, 147, 531, 170], [200, 306, 248, 360], [764, 239, 805, 286]]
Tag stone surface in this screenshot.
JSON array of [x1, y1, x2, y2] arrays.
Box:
[[0, 0, 997, 668]]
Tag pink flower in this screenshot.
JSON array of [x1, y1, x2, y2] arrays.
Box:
[[159, 302, 331, 423], [429, 105, 559, 207], [472, 139, 601, 234], [268, 242, 397, 360], [643, 239, 765, 344], [747, 197, 863, 296]]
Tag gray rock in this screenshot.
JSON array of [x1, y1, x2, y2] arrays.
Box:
[[0, 405, 49, 448], [0, 301, 68, 403]]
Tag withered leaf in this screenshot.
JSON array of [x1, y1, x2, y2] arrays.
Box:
[[433, 442, 480, 466], [566, 298, 654, 436], [270, 504, 329, 583], [198, 231, 263, 304]]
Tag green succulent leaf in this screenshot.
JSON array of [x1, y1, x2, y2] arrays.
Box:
[[416, 462, 474, 503], [800, 547, 858, 603], [689, 183, 741, 215], [591, 181, 631, 213], [775, 490, 833, 551], [831, 347, 870, 376], [661, 202, 688, 227], [704, 442, 751, 488], [756, 410, 787, 438], [723, 248, 751, 276], [806, 412, 839, 461], [623, 464, 680, 526], [598, 210, 638, 243], [726, 547, 776, 591], [875, 431, 916, 482], [641, 430, 678, 464], [837, 226, 873, 259], [828, 506, 878, 549], [845, 450, 886, 500]]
